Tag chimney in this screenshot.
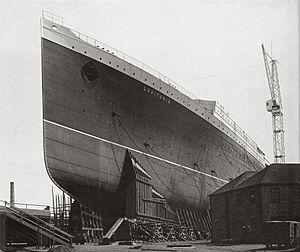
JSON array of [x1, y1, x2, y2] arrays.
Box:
[[10, 182, 15, 207]]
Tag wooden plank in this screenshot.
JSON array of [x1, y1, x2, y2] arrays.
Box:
[[192, 211, 201, 230], [103, 217, 124, 239], [7, 213, 71, 245], [0, 212, 7, 251]]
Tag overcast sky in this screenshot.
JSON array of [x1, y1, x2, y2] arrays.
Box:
[[0, 0, 299, 206]]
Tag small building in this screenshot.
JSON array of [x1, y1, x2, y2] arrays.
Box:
[[209, 163, 300, 243]]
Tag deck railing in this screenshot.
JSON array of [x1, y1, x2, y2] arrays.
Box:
[[214, 102, 263, 162], [42, 11, 265, 164], [42, 11, 63, 25]]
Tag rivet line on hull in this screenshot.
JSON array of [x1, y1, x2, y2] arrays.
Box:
[[43, 119, 228, 183]]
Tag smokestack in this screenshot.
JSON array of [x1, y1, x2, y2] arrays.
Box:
[[10, 181, 15, 207]]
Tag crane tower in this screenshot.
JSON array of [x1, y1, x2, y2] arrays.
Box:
[[261, 44, 285, 163]]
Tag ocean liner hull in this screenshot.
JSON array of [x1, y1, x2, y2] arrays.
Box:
[[41, 17, 265, 220]]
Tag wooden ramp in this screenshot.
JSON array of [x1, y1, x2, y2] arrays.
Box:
[[0, 201, 73, 248]]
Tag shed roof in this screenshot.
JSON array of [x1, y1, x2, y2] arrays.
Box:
[[210, 163, 300, 196], [210, 171, 257, 195]]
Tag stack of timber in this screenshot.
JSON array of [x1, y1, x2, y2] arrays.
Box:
[[129, 218, 197, 242]]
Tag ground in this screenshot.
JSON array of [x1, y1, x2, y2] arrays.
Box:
[[11, 241, 300, 252], [71, 241, 300, 252]]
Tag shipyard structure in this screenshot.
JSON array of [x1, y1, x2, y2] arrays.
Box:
[[41, 12, 266, 236]]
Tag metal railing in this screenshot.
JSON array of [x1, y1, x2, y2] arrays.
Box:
[[42, 10, 63, 25], [42, 11, 265, 163], [214, 102, 264, 162], [3, 201, 50, 210], [72, 30, 199, 99], [42, 11, 198, 100]]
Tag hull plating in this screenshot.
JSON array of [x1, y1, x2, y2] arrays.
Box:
[[42, 37, 264, 215]]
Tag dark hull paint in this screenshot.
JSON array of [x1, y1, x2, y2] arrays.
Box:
[[42, 38, 264, 216]]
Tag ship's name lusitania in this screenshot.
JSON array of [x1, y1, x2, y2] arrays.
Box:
[[143, 86, 171, 104]]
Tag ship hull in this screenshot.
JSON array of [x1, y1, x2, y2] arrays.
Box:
[[42, 35, 264, 217]]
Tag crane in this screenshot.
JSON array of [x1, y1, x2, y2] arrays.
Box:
[[261, 44, 285, 163]]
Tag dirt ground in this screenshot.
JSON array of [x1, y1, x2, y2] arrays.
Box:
[[72, 241, 300, 252], [11, 241, 300, 252]]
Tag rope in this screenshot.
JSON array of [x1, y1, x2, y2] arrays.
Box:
[[214, 67, 260, 97], [115, 113, 225, 194], [111, 117, 123, 175], [180, 64, 261, 83], [114, 114, 175, 194]]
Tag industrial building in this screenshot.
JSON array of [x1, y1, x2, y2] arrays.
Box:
[[209, 163, 300, 243]]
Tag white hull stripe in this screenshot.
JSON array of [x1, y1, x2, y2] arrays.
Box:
[[44, 119, 228, 183]]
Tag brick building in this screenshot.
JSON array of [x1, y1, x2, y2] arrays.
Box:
[[209, 163, 300, 243]]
